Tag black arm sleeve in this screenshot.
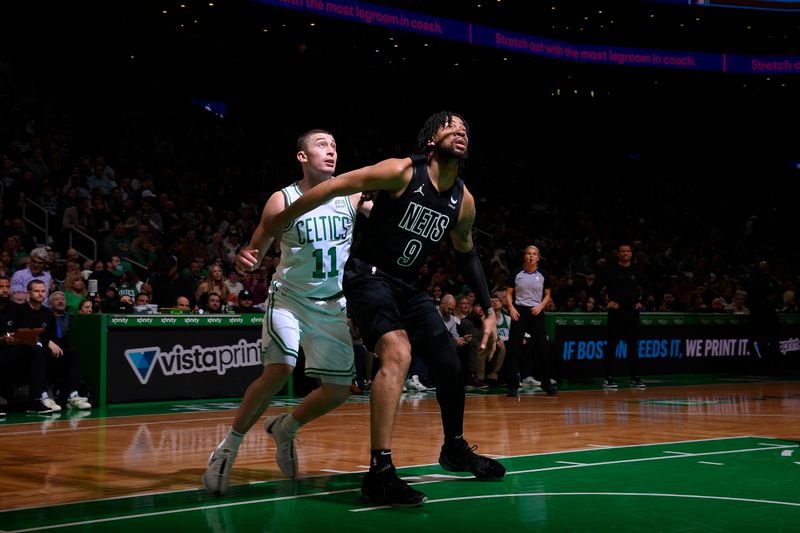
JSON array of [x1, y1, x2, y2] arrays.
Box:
[[455, 248, 492, 313]]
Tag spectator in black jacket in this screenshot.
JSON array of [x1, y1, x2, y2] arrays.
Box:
[[88, 254, 121, 296], [3, 280, 90, 413], [147, 253, 196, 310]]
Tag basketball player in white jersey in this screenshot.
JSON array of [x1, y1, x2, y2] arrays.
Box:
[[203, 129, 371, 494]]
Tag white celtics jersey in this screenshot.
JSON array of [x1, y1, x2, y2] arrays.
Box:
[[272, 181, 355, 299]]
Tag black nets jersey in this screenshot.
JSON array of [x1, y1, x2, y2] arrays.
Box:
[[354, 154, 464, 282]]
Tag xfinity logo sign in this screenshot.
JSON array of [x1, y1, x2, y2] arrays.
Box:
[[124, 339, 262, 385]]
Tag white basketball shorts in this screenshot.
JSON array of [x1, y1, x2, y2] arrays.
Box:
[[261, 285, 354, 385]]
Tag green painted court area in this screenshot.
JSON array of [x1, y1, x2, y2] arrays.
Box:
[[3, 436, 798, 532]]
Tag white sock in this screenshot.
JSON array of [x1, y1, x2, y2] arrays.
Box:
[[221, 429, 244, 453], [281, 413, 303, 436]]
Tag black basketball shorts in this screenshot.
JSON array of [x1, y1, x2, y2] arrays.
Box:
[[343, 257, 446, 351]]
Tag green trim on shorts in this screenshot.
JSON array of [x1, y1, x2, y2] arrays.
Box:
[[262, 346, 298, 361], [266, 289, 298, 357], [305, 364, 355, 376], [307, 290, 344, 301]]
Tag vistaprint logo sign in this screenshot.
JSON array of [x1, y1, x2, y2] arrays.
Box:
[[124, 339, 262, 385]]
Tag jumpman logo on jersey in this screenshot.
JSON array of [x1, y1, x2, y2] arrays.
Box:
[[413, 185, 425, 196]]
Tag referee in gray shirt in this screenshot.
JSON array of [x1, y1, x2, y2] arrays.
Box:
[[503, 246, 556, 397]]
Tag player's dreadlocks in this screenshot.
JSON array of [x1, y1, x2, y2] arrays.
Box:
[[416, 111, 470, 162]]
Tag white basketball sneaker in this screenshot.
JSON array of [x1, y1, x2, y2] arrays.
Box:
[[202, 446, 237, 495], [265, 414, 298, 478], [405, 374, 429, 392]]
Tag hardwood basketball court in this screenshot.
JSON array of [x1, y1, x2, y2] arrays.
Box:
[[1, 375, 799, 531]]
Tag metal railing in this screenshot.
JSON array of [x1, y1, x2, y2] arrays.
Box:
[[21, 198, 50, 246], [122, 255, 150, 281], [472, 226, 494, 253], [67, 227, 98, 264], [21, 196, 159, 274]]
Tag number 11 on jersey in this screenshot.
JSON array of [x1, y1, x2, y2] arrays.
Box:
[[312, 247, 339, 278]]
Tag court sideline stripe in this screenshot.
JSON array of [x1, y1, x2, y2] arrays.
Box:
[[0, 435, 781, 515], [6, 439, 796, 531], [350, 491, 800, 513]]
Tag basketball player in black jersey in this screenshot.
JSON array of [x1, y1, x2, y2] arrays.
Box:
[[259, 111, 505, 506]]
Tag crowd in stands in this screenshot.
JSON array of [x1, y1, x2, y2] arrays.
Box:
[[2, 41, 799, 414], [0, 67, 797, 321]]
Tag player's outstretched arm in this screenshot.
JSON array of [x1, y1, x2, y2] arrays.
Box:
[[274, 158, 412, 229]]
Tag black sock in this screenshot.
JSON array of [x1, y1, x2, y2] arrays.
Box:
[[370, 449, 393, 472], [444, 434, 466, 452]]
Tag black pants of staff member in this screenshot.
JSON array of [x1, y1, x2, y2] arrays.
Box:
[[0, 345, 81, 405], [603, 308, 640, 379], [0, 345, 49, 405], [504, 307, 553, 389], [750, 309, 782, 376], [48, 346, 83, 400]]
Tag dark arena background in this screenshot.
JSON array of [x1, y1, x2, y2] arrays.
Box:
[[1, 1, 799, 531]]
